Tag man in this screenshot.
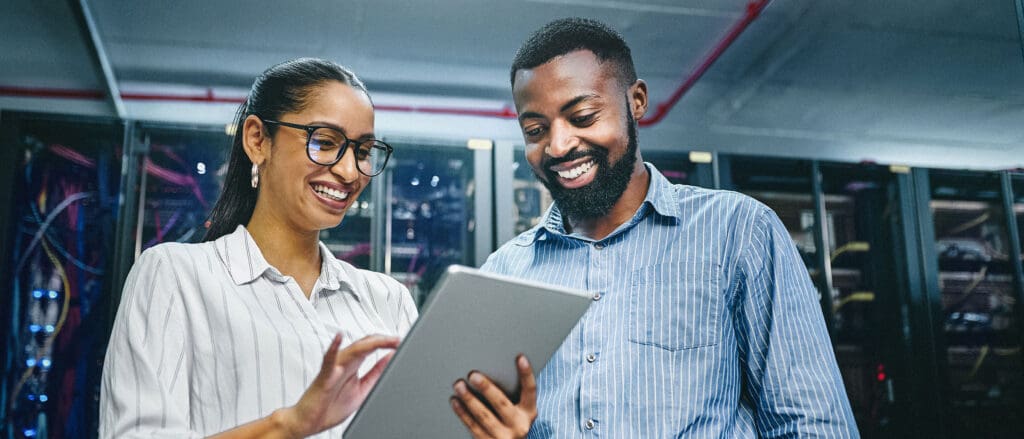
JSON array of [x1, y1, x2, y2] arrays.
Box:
[[479, 18, 859, 437]]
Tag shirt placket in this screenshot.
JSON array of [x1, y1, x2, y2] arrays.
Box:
[[272, 272, 331, 349], [580, 239, 610, 435]]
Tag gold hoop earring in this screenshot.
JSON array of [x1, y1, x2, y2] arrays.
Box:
[[251, 163, 259, 189]]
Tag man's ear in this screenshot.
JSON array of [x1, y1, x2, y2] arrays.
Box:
[[629, 79, 648, 121], [241, 115, 271, 166]]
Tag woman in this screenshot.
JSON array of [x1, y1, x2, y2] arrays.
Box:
[[100, 58, 536, 438]]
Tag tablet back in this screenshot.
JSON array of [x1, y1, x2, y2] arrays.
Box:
[[344, 265, 592, 438]]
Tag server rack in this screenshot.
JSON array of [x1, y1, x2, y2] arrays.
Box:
[[919, 169, 1024, 438], [380, 137, 493, 305], [818, 163, 919, 437], [0, 111, 125, 439], [131, 123, 231, 250]]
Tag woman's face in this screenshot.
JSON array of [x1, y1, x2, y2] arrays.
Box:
[[255, 80, 375, 233]]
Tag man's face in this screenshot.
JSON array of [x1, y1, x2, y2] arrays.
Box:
[[512, 50, 641, 220]]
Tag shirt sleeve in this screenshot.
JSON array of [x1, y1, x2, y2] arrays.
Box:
[[734, 207, 860, 438], [99, 247, 200, 438]]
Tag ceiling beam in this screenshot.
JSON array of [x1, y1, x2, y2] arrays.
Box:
[[67, 0, 125, 118]]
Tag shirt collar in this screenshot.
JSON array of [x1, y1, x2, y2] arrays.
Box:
[[533, 162, 681, 240], [215, 225, 346, 293], [642, 162, 682, 219]]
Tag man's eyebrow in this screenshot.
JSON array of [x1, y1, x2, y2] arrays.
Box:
[[518, 111, 544, 122], [517, 94, 603, 123], [560, 94, 601, 113]]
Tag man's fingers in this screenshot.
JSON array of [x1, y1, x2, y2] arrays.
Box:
[[516, 355, 537, 413], [454, 379, 502, 434], [468, 371, 517, 423], [451, 397, 489, 438]]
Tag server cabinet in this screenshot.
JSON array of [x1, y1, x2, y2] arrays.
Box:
[[922, 170, 1024, 438], [130, 124, 230, 251], [1, 111, 124, 439], [818, 163, 916, 437], [380, 138, 492, 305]]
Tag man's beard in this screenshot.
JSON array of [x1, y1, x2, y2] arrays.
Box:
[[536, 110, 639, 221]]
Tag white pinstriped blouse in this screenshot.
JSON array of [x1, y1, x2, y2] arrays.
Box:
[[482, 164, 859, 438], [99, 225, 418, 438]]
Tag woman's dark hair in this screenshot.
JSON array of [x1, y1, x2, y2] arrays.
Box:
[[203, 58, 369, 242]]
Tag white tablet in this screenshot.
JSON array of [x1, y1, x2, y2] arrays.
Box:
[[344, 265, 593, 439]]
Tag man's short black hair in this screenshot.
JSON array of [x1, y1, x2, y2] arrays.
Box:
[[510, 17, 637, 89]]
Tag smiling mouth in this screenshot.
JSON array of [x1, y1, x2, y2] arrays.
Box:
[[553, 160, 595, 180], [312, 184, 349, 201]]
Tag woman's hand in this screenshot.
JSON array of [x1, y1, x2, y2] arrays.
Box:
[[450, 355, 538, 439], [276, 333, 399, 438]]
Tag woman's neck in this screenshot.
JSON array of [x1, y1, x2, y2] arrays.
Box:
[[245, 203, 322, 297]]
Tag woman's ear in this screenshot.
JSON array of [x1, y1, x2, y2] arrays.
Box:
[[629, 79, 648, 121], [242, 115, 271, 166]]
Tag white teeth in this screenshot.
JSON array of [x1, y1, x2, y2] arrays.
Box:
[[313, 185, 349, 202], [555, 161, 595, 180]]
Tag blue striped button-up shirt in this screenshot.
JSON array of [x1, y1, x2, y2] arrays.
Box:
[[481, 163, 858, 438]]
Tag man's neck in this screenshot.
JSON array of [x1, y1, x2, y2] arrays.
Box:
[[564, 164, 650, 241]]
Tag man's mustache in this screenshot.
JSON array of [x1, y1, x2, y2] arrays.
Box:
[[542, 147, 606, 169]]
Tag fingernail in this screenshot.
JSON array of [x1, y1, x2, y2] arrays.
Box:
[[453, 380, 466, 394], [519, 355, 530, 368], [469, 372, 483, 386]]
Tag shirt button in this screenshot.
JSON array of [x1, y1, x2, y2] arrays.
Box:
[[586, 353, 596, 363], [594, 243, 604, 250], [592, 292, 602, 301], [585, 419, 595, 430]]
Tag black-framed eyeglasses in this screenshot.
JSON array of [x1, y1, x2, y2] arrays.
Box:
[[258, 117, 393, 177]]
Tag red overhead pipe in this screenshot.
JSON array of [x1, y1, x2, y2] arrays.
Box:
[[374, 104, 517, 119], [0, 1, 769, 126], [639, 0, 771, 126], [0, 85, 104, 100]]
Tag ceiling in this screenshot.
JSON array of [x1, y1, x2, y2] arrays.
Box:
[[1, 0, 1022, 169]]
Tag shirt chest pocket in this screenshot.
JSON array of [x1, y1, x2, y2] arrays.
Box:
[[628, 260, 723, 351]]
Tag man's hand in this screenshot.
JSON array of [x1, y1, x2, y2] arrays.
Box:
[[450, 355, 538, 439]]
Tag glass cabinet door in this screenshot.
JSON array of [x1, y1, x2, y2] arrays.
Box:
[[820, 163, 908, 437], [134, 125, 230, 251], [381, 140, 486, 305], [928, 171, 1023, 438]]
